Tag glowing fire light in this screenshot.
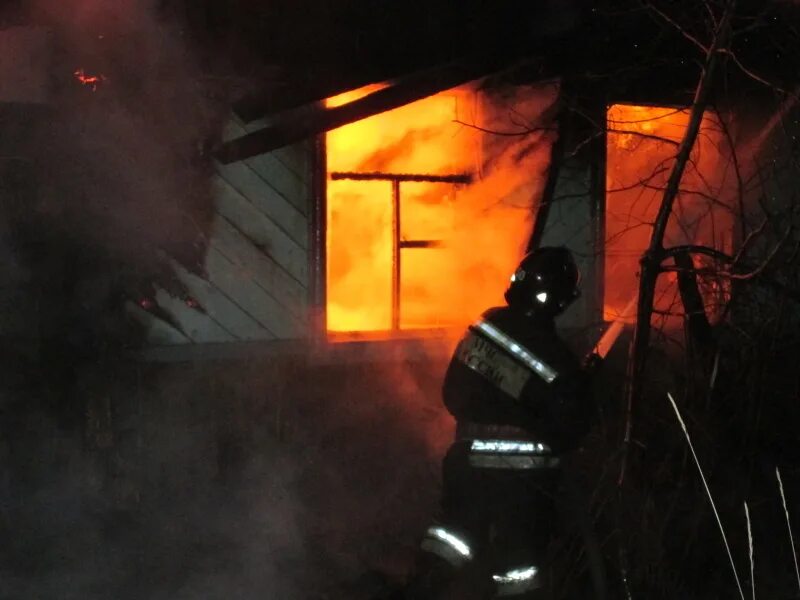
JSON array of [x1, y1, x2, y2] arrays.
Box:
[[325, 83, 557, 335], [73, 68, 106, 91], [605, 104, 732, 326]]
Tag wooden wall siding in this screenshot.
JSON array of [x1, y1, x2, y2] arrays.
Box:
[[125, 303, 191, 346], [202, 247, 305, 338], [136, 114, 312, 347], [539, 157, 598, 333], [153, 287, 238, 343], [208, 216, 307, 321], [171, 261, 276, 341], [222, 118, 309, 217], [212, 176, 307, 282]]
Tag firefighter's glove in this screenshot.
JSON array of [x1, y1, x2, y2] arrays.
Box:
[[582, 352, 603, 374]]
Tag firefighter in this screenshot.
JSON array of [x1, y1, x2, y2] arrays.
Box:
[[403, 246, 596, 600]]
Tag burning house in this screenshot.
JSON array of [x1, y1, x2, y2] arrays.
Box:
[[2, 1, 800, 598], [137, 62, 738, 358]]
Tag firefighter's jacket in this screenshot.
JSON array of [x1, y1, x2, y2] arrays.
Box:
[[444, 306, 594, 455]]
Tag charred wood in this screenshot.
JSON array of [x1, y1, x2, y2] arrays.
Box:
[[215, 58, 539, 163]]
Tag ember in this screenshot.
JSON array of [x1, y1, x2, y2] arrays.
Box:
[[73, 68, 105, 91], [325, 83, 557, 335]]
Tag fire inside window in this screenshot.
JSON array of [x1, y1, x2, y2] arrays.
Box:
[[325, 84, 555, 336], [605, 104, 732, 326]]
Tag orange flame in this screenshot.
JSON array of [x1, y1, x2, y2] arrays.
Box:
[[326, 83, 557, 336], [73, 68, 106, 91], [605, 104, 733, 326]]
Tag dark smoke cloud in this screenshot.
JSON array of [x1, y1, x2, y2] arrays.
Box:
[[1, 356, 449, 599], [31, 0, 223, 274], [0, 4, 460, 599]]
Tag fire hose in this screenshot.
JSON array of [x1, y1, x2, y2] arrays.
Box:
[[584, 296, 638, 370], [570, 295, 637, 599]]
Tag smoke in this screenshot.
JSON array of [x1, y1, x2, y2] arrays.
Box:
[[1, 350, 454, 600], [0, 2, 342, 599], [0, 5, 527, 599], [22, 0, 225, 329]]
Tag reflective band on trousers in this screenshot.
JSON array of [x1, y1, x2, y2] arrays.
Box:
[[471, 439, 551, 454], [472, 320, 558, 383], [469, 439, 560, 470], [493, 566, 541, 596], [420, 526, 472, 567]]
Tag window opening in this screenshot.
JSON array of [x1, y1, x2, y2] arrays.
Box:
[[329, 171, 471, 330], [605, 104, 733, 327], [325, 83, 559, 338]]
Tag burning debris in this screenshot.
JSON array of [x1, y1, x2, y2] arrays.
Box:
[[73, 67, 105, 91]]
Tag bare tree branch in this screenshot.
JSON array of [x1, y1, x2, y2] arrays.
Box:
[[452, 119, 555, 137], [732, 217, 770, 265], [646, 1, 710, 53], [715, 108, 749, 242], [663, 228, 796, 289], [663, 244, 733, 264], [675, 250, 714, 346], [728, 225, 793, 281], [619, 0, 735, 488], [717, 49, 796, 95], [566, 130, 604, 159], [703, 1, 719, 30], [607, 129, 680, 146], [607, 166, 671, 194]]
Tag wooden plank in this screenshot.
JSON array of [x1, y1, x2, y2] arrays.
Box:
[[172, 262, 276, 341], [215, 159, 307, 248], [222, 115, 249, 143], [224, 116, 311, 183], [232, 71, 382, 122], [209, 216, 308, 320], [153, 288, 237, 343], [205, 247, 306, 339], [124, 301, 191, 346], [223, 119, 309, 216], [244, 118, 311, 181], [271, 141, 311, 184], [213, 175, 308, 283], [239, 151, 308, 217], [215, 60, 505, 163]]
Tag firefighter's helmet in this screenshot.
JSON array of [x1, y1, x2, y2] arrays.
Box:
[[504, 246, 581, 315]]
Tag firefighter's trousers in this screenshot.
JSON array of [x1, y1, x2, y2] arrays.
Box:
[[405, 440, 560, 600]]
